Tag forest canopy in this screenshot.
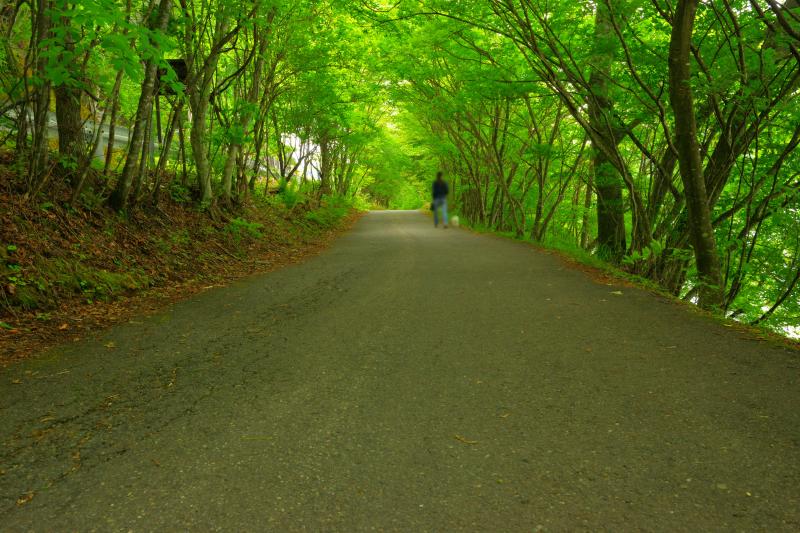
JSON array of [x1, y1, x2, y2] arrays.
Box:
[[1, 0, 799, 335]]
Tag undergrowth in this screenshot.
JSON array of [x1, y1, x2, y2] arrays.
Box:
[[451, 211, 798, 347], [455, 214, 674, 295], [0, 171, 359, 320]]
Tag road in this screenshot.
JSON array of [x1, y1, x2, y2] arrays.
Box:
[[1, 211, 799, 531], [3, 111, 131, 159]]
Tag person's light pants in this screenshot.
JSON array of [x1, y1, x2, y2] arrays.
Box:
[[433, 197, 448, 227]]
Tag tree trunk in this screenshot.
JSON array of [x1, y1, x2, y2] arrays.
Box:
[[668, 0, 723, 309], [220, 143, 238, 205], [318, 134, 332, 197], [102, 70, 124, 176], [222, 15, 273, 205], [109, 0, 172, 210], [580, 173, 593, 249], [102, 0, 131, 177], [189, 92, 213, 205], [27, 0, 52, 196], [54, 83, 84, 173], [54, 10, 84, 180], [151, 101, 184, 203], [70, 86, 113, 205], [589, 0, 626, 261], [132, 101, 155, 202], [187, 15, 230, 207], [178, 114, 188, 186]]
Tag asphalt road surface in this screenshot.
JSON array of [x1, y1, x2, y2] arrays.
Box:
[[2, 211, 799, 531]]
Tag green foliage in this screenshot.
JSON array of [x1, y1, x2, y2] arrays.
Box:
[[78, 187, 106, 210], [304, 196, 350, 228], [4, 255, 152, 310], [225, 217, 264, 242], [169, 183, 191, 204], [278, 187, 305, 210], [2, 0, 799, 336], [622, 240, 666, 266], [76, 268, 149, 303]]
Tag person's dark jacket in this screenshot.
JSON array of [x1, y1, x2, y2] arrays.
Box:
[[432, 179, 449, 200]]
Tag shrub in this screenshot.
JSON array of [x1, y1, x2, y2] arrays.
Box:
[[225, 217, 264, 243]]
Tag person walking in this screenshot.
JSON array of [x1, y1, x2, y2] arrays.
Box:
[[432, 171, 449, 228]]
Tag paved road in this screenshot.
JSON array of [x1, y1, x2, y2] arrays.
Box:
[[2, 211, 799, 531], [2, 110, 131, 159]]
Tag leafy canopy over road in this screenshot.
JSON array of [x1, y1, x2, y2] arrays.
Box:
[[1, 0, 799, 332]]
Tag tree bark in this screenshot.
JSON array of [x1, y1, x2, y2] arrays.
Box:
[[54, 7, 84, 179], [151, 101, 184, 203], [187, 13, 231, 207], [221, 14, 274, 205], [132, 101, 155, 201], [102, 70, 124, 176], [109, 0, 172, 211], [27, 0, 52, 196], [318, 133, 332, 197], [589, 0, 626, 261], [220, 143, 238, 204], [668, 0, 723, 309], [54, 83, 84, 171], [580, 173, 593, 249]]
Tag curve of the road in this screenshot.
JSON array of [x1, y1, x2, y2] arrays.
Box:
[[1, 210, 799, 531]]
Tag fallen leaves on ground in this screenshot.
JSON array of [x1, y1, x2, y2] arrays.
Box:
[[16, 492, 34, 506], [454, 434, 479, 445]]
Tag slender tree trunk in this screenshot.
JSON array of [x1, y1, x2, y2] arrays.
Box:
[[151, 101, 183, 203], [236, 149, 248, 199], [187, 15, 230, 207], [580, 173, 593, 249], [109, 0, 172, 210], [668, 0, 723, 309], [103, 70, 124, 176], [70, 89, 112, 205], [220, 143, 238, 205], [178, 114, 188, 186], [189, 93, 213, 205], [222, 15, 273, 205], [102, 0, 131, 177], [532, 173, 545, 241], [5, 1, 29, 161], [27, 0, 52, 196], [249, 130, 263, 191], [132, 102, 155, 201], [318, 134, 332, 197]]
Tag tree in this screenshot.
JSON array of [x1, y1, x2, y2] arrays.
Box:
[[109, 0, 173, 211], [668, 0, 723, 309]]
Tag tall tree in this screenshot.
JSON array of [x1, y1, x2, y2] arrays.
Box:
[[668, 0, 723, 308], [109, 0, 173, 211], [588, 0, 626, 260]]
